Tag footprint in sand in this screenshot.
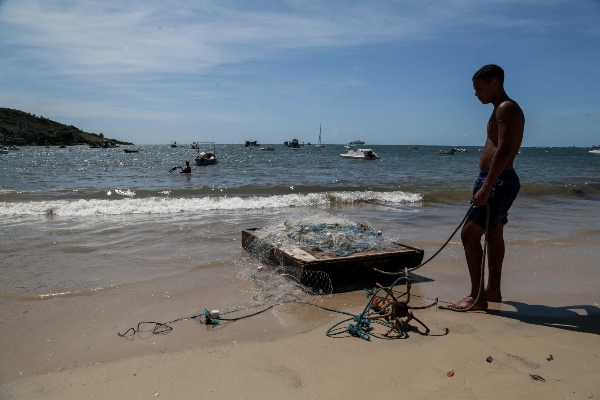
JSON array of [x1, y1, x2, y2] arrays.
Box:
[[506, 353, 540, 369], [264, 365, 302, 388], [449, 323, 475, 334], [205, 349, 230, 359]]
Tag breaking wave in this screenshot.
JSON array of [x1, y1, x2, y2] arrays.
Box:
[[0, 190, 423, 217]]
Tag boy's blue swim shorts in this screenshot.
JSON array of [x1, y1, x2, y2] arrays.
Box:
[[468, 169, 520, 232]]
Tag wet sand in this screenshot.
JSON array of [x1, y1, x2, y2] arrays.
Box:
[[1, 236, 599, 399]]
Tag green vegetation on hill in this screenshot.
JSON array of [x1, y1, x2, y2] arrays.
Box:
[[0, 108, 132, 146]]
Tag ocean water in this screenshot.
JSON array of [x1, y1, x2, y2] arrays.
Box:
[[1, 143, 599, 383], [1, 144, 599, 297]]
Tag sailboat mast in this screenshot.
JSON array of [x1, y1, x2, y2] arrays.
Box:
[[319, 123, 321, 144]]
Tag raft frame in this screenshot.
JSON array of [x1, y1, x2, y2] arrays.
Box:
[[241, 227, 425, 292]]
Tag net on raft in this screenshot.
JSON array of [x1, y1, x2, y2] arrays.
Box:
[[243, 214, 393, 295]]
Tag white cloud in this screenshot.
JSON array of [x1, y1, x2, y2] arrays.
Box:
[[0, 0, 562, 78]]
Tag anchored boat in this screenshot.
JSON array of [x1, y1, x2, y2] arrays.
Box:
[[340, 148, 380, 159], [194, 142, 218, 166], [315, 124, 325, 148]]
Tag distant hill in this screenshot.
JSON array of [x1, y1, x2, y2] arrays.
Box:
[[0, 108, 133, 146]]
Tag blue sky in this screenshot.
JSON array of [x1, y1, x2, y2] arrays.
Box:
[[1, 0, 599, 146]]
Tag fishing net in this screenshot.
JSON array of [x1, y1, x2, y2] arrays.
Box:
[[237, 262, 332, 298], [242, 214, 394, 296], [254, 214, 388, 257]]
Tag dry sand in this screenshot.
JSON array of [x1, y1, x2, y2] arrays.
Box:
[[2, 307, 598, 400], [1, 242, 599, 399]]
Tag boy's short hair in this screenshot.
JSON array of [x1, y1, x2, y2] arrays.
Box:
[[473, 64, 504, 84]]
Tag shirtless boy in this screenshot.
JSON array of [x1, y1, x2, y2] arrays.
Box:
[[447, 64, 525, 311]]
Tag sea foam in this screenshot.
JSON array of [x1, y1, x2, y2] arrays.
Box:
[[0, 191, 422, 217]]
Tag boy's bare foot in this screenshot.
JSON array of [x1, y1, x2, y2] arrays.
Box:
[[443, 296, 488, 311]]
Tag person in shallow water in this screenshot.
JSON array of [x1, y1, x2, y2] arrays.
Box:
[[180, 160, 192, 174], [447, 64, 525, 311]]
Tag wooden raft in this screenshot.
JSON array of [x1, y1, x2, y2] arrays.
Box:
[[241, 228, 425, 291]]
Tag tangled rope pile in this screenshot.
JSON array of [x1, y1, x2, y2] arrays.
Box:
[[326, 274, 412, 340]]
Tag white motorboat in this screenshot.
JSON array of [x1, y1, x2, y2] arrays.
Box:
[[194, 142, 218, 166], [589, 149, 600, 155], [340, 148, 380, 159]]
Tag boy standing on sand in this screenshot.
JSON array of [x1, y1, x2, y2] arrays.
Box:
[[447, 64, 525, 311]]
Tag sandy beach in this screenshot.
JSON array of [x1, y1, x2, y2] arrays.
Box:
[[2, 234, 598, 400]]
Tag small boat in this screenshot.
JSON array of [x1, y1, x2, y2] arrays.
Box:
[[245, 140, 259, 148], [171, 141, 177, 148], [288, 138, 300, 149], [589, 149, 600, 155], [315, 124, 326, 148], [123, 148, 140, 153], [260, 146, 275, 151], [58, 144, 67, 149], [340, 148, 380, 159], [439, 148, 456, 155], [102, 141, 118, 148], [194, 142, 218, 166], [349, 140, 365, 145], [0, 146, 10, 154], [453, 148, 467, 153]]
